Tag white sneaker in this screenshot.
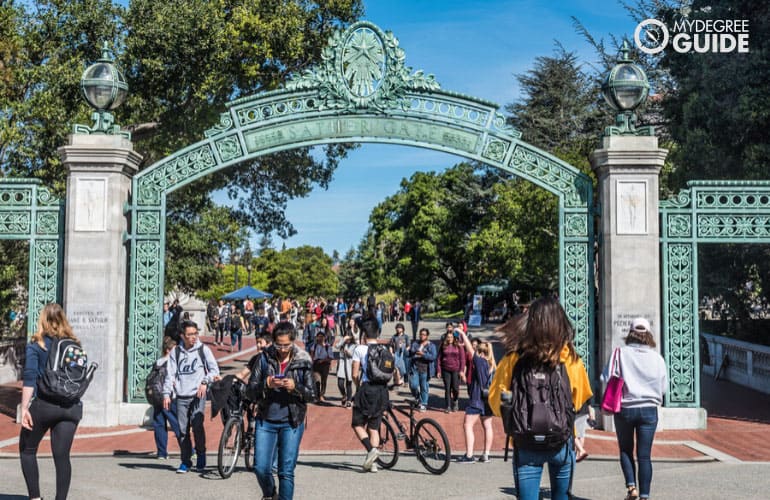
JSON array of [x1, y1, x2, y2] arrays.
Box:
[[362, 448, 380, 471], [369, 463, 378, 473]]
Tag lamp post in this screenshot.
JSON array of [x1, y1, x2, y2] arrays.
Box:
[[74, 42, 130, 138], [233, 254, 240, 290], [601, 41, 654, 136], [247, 264, 252, 287]]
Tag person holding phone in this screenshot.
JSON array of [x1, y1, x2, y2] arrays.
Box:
[[248, 322, 314, 500]]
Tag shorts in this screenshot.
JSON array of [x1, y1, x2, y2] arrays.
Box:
[[465, 398, 493, 417], [351, 383, 388, 430]]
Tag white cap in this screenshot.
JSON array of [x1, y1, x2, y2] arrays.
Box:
[[630, 317, 652, 333]]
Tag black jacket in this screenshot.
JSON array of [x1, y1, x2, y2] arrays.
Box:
[[248, 344, 314, 427]]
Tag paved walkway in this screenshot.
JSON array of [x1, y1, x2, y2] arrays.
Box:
[[1, 321, 769, 465]]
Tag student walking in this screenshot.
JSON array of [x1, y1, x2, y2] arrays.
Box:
[[19, 304, 86, 500], [350, 315, 390, 472], [437, 330, 466, 412], [605, 318, 667, 500], [489, 297, 593, 500], [389, 323, 409, 388], [336, 334, 357, 407], [456, 335, 496, 464], [228, 304, 245, 352], [407, 328, 437, 412], [162, 321, 220, 473], [248, 322, 314, 500], [152, 336, 181, 459], [310, 332, 334, 403]]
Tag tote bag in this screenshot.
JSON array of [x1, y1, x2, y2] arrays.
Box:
[[601, 347, 624, 413]]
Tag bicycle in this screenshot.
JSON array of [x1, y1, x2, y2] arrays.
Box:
[[376, 401, 451, 474], [217, 379, 255, 478]]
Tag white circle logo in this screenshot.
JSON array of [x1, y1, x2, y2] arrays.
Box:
[[634, 19, 669, 55]]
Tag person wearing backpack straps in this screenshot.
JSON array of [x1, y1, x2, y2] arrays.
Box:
[[19, 303, 86, 500], [456, 333, 497, 464], [488, 297, 593, 500], [350, 313, 391, 473], [149, 336, 181, 460], [162, 320, 220, 474]]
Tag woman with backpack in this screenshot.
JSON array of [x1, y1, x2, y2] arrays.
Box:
[[228, 304, 245, 353], [150, 336, 181, 459], [488, 297, 593, 500], [19, 303, 87, 500], [604, 318, 667, 500], [456, 333, 496, 464], [389, 323, 409, 388]]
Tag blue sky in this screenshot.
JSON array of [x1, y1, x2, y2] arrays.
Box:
[[249, 0, 636, 256]]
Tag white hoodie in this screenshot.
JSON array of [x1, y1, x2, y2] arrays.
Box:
[[162, 340, 220, 398]]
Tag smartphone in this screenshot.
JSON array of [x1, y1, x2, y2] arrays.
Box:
[[273, 374, 286, 379]]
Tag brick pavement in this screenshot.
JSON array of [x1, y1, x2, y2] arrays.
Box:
[[2, 330, 769, 463]]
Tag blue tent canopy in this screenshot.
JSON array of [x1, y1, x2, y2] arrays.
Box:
[[221, 286, 272, 300]]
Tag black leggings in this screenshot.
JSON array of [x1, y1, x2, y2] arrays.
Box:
[[441, 370, 460, 407], [19, 397, 82, 500], [337, 377, 353, 402]]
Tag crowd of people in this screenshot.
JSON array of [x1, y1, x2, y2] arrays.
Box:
[[19, 298, 668, 500]]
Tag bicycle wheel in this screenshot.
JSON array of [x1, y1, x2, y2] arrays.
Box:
[[414, 418, 451, 474], [376, 417, 399, 469], [243, 429, 254, 471], [218, 417, 242, 479]]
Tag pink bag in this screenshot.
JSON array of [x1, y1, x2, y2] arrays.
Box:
[[601, 348, 624, 413]]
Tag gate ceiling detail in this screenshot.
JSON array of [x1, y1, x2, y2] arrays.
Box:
[[0, 178, 64, 334], [660, 180, 770, 407], [125, 21, 595, 401]]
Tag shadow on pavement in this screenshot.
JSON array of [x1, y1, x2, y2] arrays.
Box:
[[498, 487, 591, 500], [297, 459, 425, 476], [0, 495, 27, 500]]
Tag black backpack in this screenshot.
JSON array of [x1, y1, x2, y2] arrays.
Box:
[[144, 361, 167, 407], [503, 358, 574, 452], [366, 344, 395, 384], [37, 337, 98, 406]]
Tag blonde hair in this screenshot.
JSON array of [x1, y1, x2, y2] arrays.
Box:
[[476, 341, 497, 372], [32, 303, 78, 345]]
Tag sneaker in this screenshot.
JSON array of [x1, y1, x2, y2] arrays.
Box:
[[444, 407, 451, 414], [156, 454, 168, 460], [362, 448, 380, 471], [456, 454, 475, 464], [418, 405, 427, 413], [176, 463, 189, 474], [477, 454, 490, 463], [452, 401, 459, 412], [369, 463, 378, 473]]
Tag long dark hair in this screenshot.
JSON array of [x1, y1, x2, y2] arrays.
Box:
[[514, 297, 577, 368]]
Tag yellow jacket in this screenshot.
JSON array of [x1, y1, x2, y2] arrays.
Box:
[[489, 346, 593, 418]]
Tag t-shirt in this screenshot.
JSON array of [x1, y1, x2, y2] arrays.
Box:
[[352, 343, 374, 383]]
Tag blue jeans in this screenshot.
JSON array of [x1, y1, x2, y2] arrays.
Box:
[[254, 419, 305, 500], [152, 406, 180, 458], [230, 329, 242, 351], [614, 406, 658, 498], [409, 370, 430, 406], [513, 441, 574, 500]]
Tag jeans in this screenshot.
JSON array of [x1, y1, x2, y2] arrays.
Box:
[[175, 396, 206, 467], [614, 406, 659, 498], [513, 441, 574, 500], [230, 328, 242, 351], [409, 370, 430, 406], [441, 370, 460, 408], [152, 405, 180, 458], [254, 419, 305, 500]]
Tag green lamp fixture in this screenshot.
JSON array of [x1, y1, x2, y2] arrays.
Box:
[[601, 41, 654, 136], [74, 42, 130, 138]]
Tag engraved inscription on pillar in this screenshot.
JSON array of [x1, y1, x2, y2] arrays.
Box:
[[616, 180, 647, 235], [74, 178, 107, 232]]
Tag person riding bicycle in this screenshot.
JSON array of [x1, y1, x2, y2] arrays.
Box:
[[248, 322, 314, 500]]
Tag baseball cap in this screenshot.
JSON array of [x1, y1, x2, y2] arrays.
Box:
[[630, 317, 652, 333]]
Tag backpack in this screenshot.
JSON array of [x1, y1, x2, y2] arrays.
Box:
[[503, 358, 574, 452], [366, 343, 395, 384], [37, 337, 98, 406], [144, 361, 167, 407]]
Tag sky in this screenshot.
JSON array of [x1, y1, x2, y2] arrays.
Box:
[[243, 0, 637, 257]]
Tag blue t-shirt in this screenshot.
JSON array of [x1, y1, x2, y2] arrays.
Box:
[[23, 336, 53, 394]]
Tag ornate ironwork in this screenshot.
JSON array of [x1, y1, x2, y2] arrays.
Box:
[[126, 21, 596, 402], [660, 181, 770, 406], [0, 179, 64, 335]]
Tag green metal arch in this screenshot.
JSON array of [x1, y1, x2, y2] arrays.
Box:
[[124, 21, 595, 401], [660, 180, 770, 408]]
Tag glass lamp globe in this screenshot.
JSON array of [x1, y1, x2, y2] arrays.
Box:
[[601, 43, 650, 113], [80, 45, 128, 112]]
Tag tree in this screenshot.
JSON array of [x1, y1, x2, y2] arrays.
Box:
[[256, 246, 338, 299]]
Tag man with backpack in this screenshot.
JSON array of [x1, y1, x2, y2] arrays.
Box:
[[350, 313, 394, 473], [162, 320, 220, 474]]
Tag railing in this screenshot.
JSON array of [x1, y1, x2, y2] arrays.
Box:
[[701, 332, 770, 395]]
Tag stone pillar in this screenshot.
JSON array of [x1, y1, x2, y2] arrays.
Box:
[[59, 134, 142, 427]]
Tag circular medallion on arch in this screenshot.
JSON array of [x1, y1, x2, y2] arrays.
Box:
[[341, 24, 387, 104]]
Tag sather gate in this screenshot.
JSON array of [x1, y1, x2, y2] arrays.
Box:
[[123, 22, 595, 402]]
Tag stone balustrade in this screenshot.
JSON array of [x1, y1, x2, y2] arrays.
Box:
[[702, 332, 770, 394]]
